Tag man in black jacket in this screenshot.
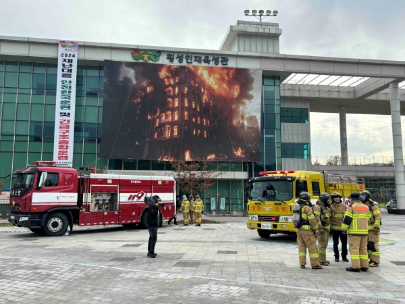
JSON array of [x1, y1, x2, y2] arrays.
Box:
[[145, 195, 162, 258]]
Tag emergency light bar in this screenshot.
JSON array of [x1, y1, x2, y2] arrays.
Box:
[[33, 161, 57, 167], [258, 170, 295, 176]]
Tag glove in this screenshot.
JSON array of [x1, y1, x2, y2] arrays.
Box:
[[373, 227, 379, 235], [341, 230, 347, 234], [319, 229, 326, 235]]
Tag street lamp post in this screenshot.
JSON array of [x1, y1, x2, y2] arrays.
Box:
[[244, 10, 278, 22]]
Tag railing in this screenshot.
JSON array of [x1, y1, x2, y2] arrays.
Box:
[[312, 155, 394, 166]]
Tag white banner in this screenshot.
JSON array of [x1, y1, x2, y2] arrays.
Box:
[[53, 41, 78, 167]]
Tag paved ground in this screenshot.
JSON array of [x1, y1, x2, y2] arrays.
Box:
[[0, 211, 404, 304]]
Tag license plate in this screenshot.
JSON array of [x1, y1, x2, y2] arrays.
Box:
[[10, 215, 15, 220], [19, 217, 29, 222], [261, 224, 272, 230], [279, 216, 293, 222]]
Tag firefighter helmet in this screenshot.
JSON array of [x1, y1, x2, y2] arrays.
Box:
[[360, 190, 371, 200], [331, 191, 341, 198], [195, 195, 200, 199], [182, 195, 187, 199], [299, 192, 311, 202], [319, 192, 330, 204]]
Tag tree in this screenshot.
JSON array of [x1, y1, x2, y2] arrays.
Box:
[[313, 160, 321, 166], [169, 160, 222, 196], [326, 155, 341, 166]]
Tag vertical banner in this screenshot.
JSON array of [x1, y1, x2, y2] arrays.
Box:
[[53, 41, 78, 167]]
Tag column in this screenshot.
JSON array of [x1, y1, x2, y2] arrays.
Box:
[[390, 82, 405, 213], [339, 106, 349, 166]]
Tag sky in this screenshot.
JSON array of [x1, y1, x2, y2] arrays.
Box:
[[1, 0, 405, 163]]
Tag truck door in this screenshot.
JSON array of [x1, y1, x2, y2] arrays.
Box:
[[152, 177, 176, 222], [32, 171, 61, 212]]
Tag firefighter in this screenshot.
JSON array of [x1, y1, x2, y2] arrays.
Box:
[[194, 195, 204, 226], [330, 192, 349, 262], [296, 192, 322, 269], [314, 192, 331, 266], [361, 190, 381, 267], [189, 195, 195, 224], [341, 192, 371, 272], [179, 195, 190, 226]]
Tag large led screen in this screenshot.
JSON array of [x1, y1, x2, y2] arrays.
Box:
[[100, 60, 262, 161]]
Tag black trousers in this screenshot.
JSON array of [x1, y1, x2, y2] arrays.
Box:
[[332, 230, 348, 257], [148, 225, 158, 253], [168, 215, 177, 224]]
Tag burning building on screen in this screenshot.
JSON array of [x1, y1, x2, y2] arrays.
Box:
[[101, 61, 261, 162]]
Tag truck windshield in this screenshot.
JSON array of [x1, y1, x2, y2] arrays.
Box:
[[12, 173, 35, 189], [250, 180, 293, 202]]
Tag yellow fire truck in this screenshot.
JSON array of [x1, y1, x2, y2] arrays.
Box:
[[245, 170, 365, 238]]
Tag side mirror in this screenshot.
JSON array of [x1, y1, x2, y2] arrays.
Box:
[[36, 186, 42, 191]]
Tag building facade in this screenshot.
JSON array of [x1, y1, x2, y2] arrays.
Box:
[[2, 19, 402, 211]]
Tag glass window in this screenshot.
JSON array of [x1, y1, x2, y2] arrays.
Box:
[[2, 103, 16, 120], [3, 93, 16, 103], [85, 106, 98, 123], [46, 74, 57, 90], [108, 159, 122, 170], [312, 181, 320, 197], [14, 141, 28, 152], [230, 162, 242, 172], [18, 94, 31, 103], [45, 94, 56, 104], [32, 74, 45, 94], [46, 64, 57, 74], [0, 71, 3, 88], [123, 159, 137, 170], [32, 94, 45, 104], [151, 160, 165, 170], [5, 72, 17, 87], [16, 103, 30, 120], [29, 142, 42, 151], [84, 143, 97, 153], [15, 121, 29, 136], [86, 77, 99, 91], [38, 172, 59, 187], [75, 106, 85, 122], [29, 122, 43, 142], [18, 73, 31, 88], [281, 143, 310, 159], [43, 122, 55, 141], [1, 120, 14, 135], [44, 105, 55, 121], [86, 96, 98, 106], [86, 67, 99, 77], [73, 143, 83, 153], [138, 160, 150, 170], [19, 62, 33, 73], [31, 104, 44, 122], [5, 61, 18, 72], [13, 152, 27, 171], [33, 63, 46, 74], [0, 140, 13, 152]]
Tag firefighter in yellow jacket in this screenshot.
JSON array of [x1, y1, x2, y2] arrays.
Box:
[[295, 192, 322, 269], [313, 192, 331, 266], [189, 195, 195, 224], [194, 195, 204, 226], [361, 190, 381, 267], [179, 195, 190, 226], [330, 192, 348, 262], [341, 192, 371, 272]]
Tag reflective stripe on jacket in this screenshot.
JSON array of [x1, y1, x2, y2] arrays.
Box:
[[330, 202, 347, 231], [299, 204, 317, 231], [341, 200, 371, 235], [365, 200, 381, 230], [180, 199, 190, 213], [194, 199, 204, 213]]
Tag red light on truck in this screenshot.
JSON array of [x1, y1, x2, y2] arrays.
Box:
[[258, 170, 295, 175], [333, 184, 337, 188], [360, 185, 363, 189], [271, 217, 276, 221]]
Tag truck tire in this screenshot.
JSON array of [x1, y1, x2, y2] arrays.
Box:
[[258, 229, 271, 238], [29, 228, 43, 234], [43, 213, 68, 236]]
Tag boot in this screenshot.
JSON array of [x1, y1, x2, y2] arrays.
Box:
[[346, 267, 360, 272], [361, 268, 368, 271], [342, 256, 349, 262], [312, 265, 323, 269], [300, 265, 305, 268], [335, 256, 339, 262], [369, 262, 379, 267], [147, 252, 157, 258], [320, 262, 329, 266]]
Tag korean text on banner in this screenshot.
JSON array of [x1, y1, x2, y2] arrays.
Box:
[[53, 41, 78, 167]]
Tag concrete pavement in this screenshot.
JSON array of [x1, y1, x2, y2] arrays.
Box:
[[0, 212, 404, 304]]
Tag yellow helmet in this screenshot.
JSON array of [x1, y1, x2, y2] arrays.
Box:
[[331, 191, 341, 199]]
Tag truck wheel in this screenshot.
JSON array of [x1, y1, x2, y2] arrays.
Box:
[[141, 213, 149, 229], [258, 229, 271, 238], [43, 213, 68, 236], [29, 228, 43, 234]]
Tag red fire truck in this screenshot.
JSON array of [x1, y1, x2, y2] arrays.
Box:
[[8, 161, 176, 236]]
